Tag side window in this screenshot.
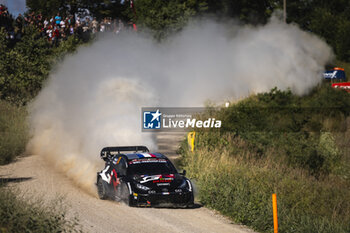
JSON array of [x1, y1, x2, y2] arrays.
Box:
[[116, 157, 127, 176]]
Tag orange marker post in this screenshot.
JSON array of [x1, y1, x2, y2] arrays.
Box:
[[272, 193, 278, 233]]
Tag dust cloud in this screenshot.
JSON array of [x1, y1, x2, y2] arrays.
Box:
[[27, 15, 333, 194]]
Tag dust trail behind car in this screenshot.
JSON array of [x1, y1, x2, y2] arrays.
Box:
[[27, 14, 333, 194]]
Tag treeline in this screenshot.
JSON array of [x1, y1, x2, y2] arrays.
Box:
[[0, 26, 82, 105], [1, 0, 349, 105], [27, 0, 350, 60]]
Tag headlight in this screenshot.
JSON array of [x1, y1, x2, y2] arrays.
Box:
[[178, 179, 188, 189], [136, 183, 150, 191]]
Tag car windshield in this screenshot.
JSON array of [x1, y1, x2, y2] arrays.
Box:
[[128, 161, 177, 175]]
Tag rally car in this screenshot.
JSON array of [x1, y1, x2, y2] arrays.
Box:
[[96, 146, 194, 207]]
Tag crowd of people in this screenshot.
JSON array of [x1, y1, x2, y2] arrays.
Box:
[[1, 4, 137, 46]]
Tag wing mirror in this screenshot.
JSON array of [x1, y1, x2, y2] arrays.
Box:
[[180, 170, 186, 176]]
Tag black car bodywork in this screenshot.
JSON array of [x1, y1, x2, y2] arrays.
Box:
[[96, 146, 194, 207]]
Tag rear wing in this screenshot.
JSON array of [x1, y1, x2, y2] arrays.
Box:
[[100, 146, 149, 158]]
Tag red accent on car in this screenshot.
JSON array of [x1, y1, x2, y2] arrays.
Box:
[[112, 169, 120, 190]]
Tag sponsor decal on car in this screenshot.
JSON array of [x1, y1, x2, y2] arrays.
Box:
[[128, 158, 167, 164], [139, 174, 174, 183]]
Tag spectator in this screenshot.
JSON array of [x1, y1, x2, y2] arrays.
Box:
[[68, 15, 74, 25], [92, 17, 98, 34], [82, 22, 89, 33], [60, 19, 66, 28], [46, 25, 53, 41], [75, 16, 81, 27], [43, 18, 49, 28], [36, 13, 42, 22], [52, 26, 60, 46], [100, 20, 105, 32], [55, 13, 61, 25], [118, 19, 124, 32], [69, 25, 74, 35]]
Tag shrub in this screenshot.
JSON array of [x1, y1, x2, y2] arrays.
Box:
[[0, 187, 80, 233]]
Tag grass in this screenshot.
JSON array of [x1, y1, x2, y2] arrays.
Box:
[[180, 134, 350, 233], [0, 186, 80, 233], [0, 100, 28, 164]]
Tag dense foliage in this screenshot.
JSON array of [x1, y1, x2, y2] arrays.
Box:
[[179, 85, 350, 232]]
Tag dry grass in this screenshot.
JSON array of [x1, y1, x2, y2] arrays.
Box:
[[0, 187, 80, 233], [180, 131, 350, 232]]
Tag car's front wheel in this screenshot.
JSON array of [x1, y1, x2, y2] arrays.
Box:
[[187, 192, 195, 208], [115, 183, 133, 206]]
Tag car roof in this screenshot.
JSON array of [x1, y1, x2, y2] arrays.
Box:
[[121, 152, 167, 161]]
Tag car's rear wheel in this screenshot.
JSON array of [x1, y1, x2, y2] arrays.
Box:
[[97, 178, 108, 200]]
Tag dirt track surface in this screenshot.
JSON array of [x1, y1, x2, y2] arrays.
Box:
[[0, 133, 255, 233]]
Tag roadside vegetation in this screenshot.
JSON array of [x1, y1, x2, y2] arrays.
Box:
[[179, 83, 350, 232], [0, 100, 79, 232], [0, 100, 28, 165], [0, 185, 80, 233], [0, 100, 80, 232], [0, 11, 84, 233]]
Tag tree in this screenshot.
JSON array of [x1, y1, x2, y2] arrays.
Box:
[[26, 0, 68, 17], [133, 0, 201, 40]]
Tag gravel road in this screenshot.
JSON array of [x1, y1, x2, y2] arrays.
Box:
[[0, 133, 256, 233]]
